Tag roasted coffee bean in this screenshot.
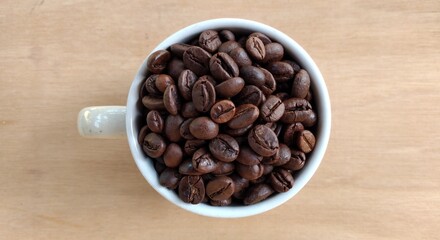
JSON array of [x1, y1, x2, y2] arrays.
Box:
[[283, 123, 304, 146], [145, 74, 162, 96], [159, 168, 181, 190], [236, 146, 263, 166], [209, 134, 239, 162], [283, 60, 301, 73], [259, 67, 276, 95], [199, 30, 222, 53], [248, 125, 279, 157], [266, 61, 294, 82], [154, 161, 166, 174], [240, 65, 265, 87], [212, 161, 235, 176], [282, 150, 306, 171], [179, 159, 204, 175], [142, 96, 165, 110], [210, 198, 232, 206], [192, 148, 218, 174], [181, 102, 200, 118], [178, 176, 205, 204], [199, 74, 216, 86], [236, 163, 264, 180], [268, 169, 294, 193], [179, 118, 195, 140], [170, 43, 191, 58], [183, 46, 212, 76], [229, 47, 252, 67], [296, 130, 316, 153], [281, 98, 313, 124], [273, 144, 291, 166], [163, 85, 181, 115], [146, 110, 164, 133], [303, 110, 317, 127], [210, 100, 236, 124], [206, 176, 235, 201], [189, 117, 219, 140], [249, 32, 272, 45], [218, 41, 241, 54], [263, 42, 284, 63], [246, 36, 266, 61], [167, 58, 185, 80], [234, 85, 264, 106], [147, 50, 171, 74], [243, 183, 274, 205], [142, 133, 166, 158], [209, 52, 239, 81], [155, 74, 174, 93], [192, 78, 216, 112], [138, 125, 149, 145], [291, 69, 311, 99], [215, 77, 245, 98], [183, 139, 206, 156], [260, 95, 285, 122], [178, 69, 198, 101], [230, 174, 250, 199], [219, 30, 235, 41], [262, 164, 274, 175], [164, 114, 184, 142], [163, 143, 183, 168], [227, 104, 259, 129]]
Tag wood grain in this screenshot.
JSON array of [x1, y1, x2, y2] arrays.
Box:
[[1, 0, 439, 239]]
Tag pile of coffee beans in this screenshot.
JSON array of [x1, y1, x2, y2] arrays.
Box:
[[138, 29, 317, 206]]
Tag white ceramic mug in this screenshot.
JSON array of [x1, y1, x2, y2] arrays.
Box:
[[78, 18, 331, 218]]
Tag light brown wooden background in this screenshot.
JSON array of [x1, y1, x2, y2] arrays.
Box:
[[1, 0, 439, 239]]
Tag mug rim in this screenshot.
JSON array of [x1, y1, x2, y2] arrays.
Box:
[[126, 18, 331, 218]]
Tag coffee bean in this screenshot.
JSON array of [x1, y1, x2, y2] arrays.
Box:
[[146, 110, 164, 133], [210, 198, 232, 206], [209, 52, 239, 81], [142, 132, 166, 158], [206, 176, 235, 201], [236, 163, 264, 180], [240, 65, 265, 87], [260, 95, 285, 122], [281, 98, 313, 124], [199, 30, 222, 53], [227, 104, 259, 129], [179, 159, 203, 176], [273, 144, 291, 166], [183, 46, 212, 76], [266, 61, 294, 82], [283, 123, 304, 147], [248, 124, 279, 157], [189, 116, 219, 140], [142, 96, 165, 110], [249, 32, 272, 45], [215, 77, 245, 98], [291, 69, 311, 99], [282, 150, 306, 171], [246, 36, 266, 61], [243, 183, 274, 205], [229, 47, 252, 67], [259, 67, 276, 95], [164, 114, 184, 142], [167, 58, 185, 80], [138, 125, 149, 145], [183, 139, 206, 156], [179, 118, 195, 140], [163, 143, 183, 168], [296, 130, 316, 153], [303, 109, 317, 127], [263, 43, 284, 63], [145, 74, 162, 96], [163, 85, 181, 115], [178, 176, 205, 204], [210, 100, 236, 124], [192, 148, 218, 174], [234, 85, 264, 106], [198, 74, 216, 86], [192, 79, 216, 112], [262, 164, 274, 175], [178, 69, 198, 101], [283, 60, 301, 73], [223, 124, 253, 137], [218, 40, 241, 54], [159, 168, 181, 190], [236, 145, 263, 165], [209, 134, 239, 162], [170, 43, 191, 58], [230, 174, 250, 199], [212, 161, 235, 176], [219, 30, 235, 41], [181, 102, 200, 118], [268, 169, 294, 193], [147, 50, 171, 74], [155, 74, 175, 93]]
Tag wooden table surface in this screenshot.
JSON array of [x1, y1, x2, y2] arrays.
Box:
[[1, 0, 439, 239]]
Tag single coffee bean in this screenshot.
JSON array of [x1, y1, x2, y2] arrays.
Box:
[[154, 161, 166, 174], [138, 125, 149, 145], [178, 69, 198, 101], [281, 98, 313, 124], [146, 110, 164, 133], [178, 176, 205, 204], [206, 176, 235, 201], [246, 36, 266, 61], [273, 144, 292, 166], [163, 85, 181, 115], [179, 159, 203, 175], [274, 92, 290, 101], [164, 114, 184, 142], [145, 74, 162, 96], [179, 118, 195, 140], [199, 30, 222, 53], [183, 139, 206, 156], [236, 163, 264, 180], [303, 109, 317, 127], [243, 183, 274, 205], [218, 40, 241, 54], [210, 198, 232, 206], [212, 161, 235, 176], [268, 169, 294, 193], [234, 85, 264, 106], [147, 50, 171, 74], [181, 102, 200, 118], [215, 77, 245, 98], [249, 32, 272, 45], [262, 164, 274, 175], [142, 132, 166, 158], [167, 58, 185, 80], [170, 43, 191, 58], [183, 46, 212, 76], [209, 52, 239, 81], [229, 47, 252, 67], [236, 145, 263, 165], [260, 95, 285, 122], [210, 100, 236, 124], [142, 96, 165, 110], [227, 104, 259, 129], [266, 61, 294, 82], [219, 30, 235, 41], [282, 150, 306, 171], [263, 42, 284, 63], [189, 117, 219, 140], [248, 125, 279, 157], [155, 74, 174, 93], [283, 60, 301, 73], [296, 130, 316, 153], [258, 67, 276, 95], [159, 168, 181, 190], [192, 148, 218, 174], [163, 143, 183, 168], [291, 69, 311, 99], [192, 79, 216, 112], [209, 134, 239, 162], [240, 65, 265, 87], [283, 122, 304, 146], [223, 124, 254, 137]]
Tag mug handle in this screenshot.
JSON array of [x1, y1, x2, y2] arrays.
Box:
[[77, 106, 127, 139]]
